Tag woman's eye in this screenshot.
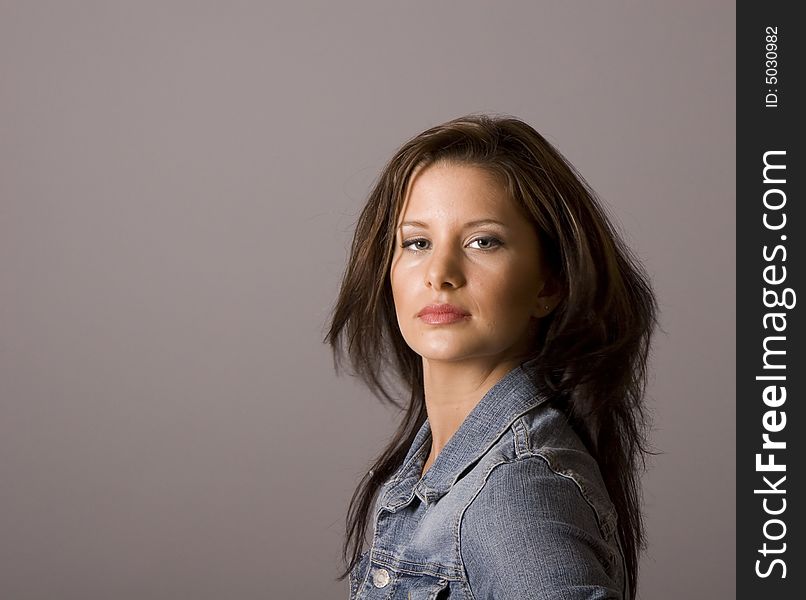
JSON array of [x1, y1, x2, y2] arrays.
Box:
[[401, 238, 430, 251], [468, 236, 503, 250]]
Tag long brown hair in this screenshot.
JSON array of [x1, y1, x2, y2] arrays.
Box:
[[323, 113, 658, 598]]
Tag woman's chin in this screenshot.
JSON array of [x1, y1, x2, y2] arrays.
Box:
[[417, 349, 479, 363]]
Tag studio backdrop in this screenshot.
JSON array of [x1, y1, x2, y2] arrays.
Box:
[[0, 2, 734, 598]]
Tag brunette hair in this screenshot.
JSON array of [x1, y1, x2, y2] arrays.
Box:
[[323, 113, 658, 598]]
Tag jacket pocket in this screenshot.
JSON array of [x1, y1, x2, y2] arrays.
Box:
[[398, 573, 449, 600], [358, 564, 448, 600], [406, 579, 448, 600]]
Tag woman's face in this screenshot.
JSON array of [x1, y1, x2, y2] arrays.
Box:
[[390, 161, 558, 366]]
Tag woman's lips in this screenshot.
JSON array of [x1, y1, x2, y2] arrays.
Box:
[[416, 303, 471, 325], [418, 311, 470, 325]]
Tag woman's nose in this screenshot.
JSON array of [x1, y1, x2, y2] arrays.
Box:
[[424, 245, 465, 289]]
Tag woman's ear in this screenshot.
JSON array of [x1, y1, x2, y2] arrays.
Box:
[[533, 276, 564, 318]]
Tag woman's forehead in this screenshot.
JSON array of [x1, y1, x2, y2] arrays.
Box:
[[397, 163, 517, 224]]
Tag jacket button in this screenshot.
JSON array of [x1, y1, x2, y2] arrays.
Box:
[[371, 567, 390, 588]]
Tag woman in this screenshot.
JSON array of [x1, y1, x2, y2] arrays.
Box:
[[324, 113, 658, 599]]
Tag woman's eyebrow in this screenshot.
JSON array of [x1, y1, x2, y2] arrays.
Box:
[[398, 219, 508, 229]]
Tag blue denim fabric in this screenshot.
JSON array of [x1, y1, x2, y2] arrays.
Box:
[[348, 360, 627, 599]]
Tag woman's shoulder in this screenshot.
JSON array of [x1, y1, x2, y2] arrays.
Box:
[[458, 404, 625, 597], [469, 401, 618, 543]]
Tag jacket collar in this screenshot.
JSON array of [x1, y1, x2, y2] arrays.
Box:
[[379, 358, 548, 510]]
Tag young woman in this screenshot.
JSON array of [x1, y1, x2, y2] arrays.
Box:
[[324, 114, 658, 599]]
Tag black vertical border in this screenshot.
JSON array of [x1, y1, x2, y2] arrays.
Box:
[[737, 1, 803, 596]]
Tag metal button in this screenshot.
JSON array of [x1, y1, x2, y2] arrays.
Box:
[[372, 567, 390, 588]]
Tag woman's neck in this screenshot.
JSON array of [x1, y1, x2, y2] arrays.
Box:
[[420, 357, 519, 476]]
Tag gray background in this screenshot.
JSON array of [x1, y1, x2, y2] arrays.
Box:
[[0, 1, 734, 598]]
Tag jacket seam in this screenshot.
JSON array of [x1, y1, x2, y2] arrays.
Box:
[[512, 418, 531, 458], [357, 548, 373, 599], [369, 549, 462, 579], [456, 456, 519, 600], [349, 549, 369, 598], [529, 449, 617, 540]]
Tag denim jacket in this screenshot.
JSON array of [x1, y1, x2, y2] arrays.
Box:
[[348, 360, 627, 599]]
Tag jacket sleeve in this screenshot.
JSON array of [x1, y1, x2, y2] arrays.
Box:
[[459, 455, 623, 600]]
